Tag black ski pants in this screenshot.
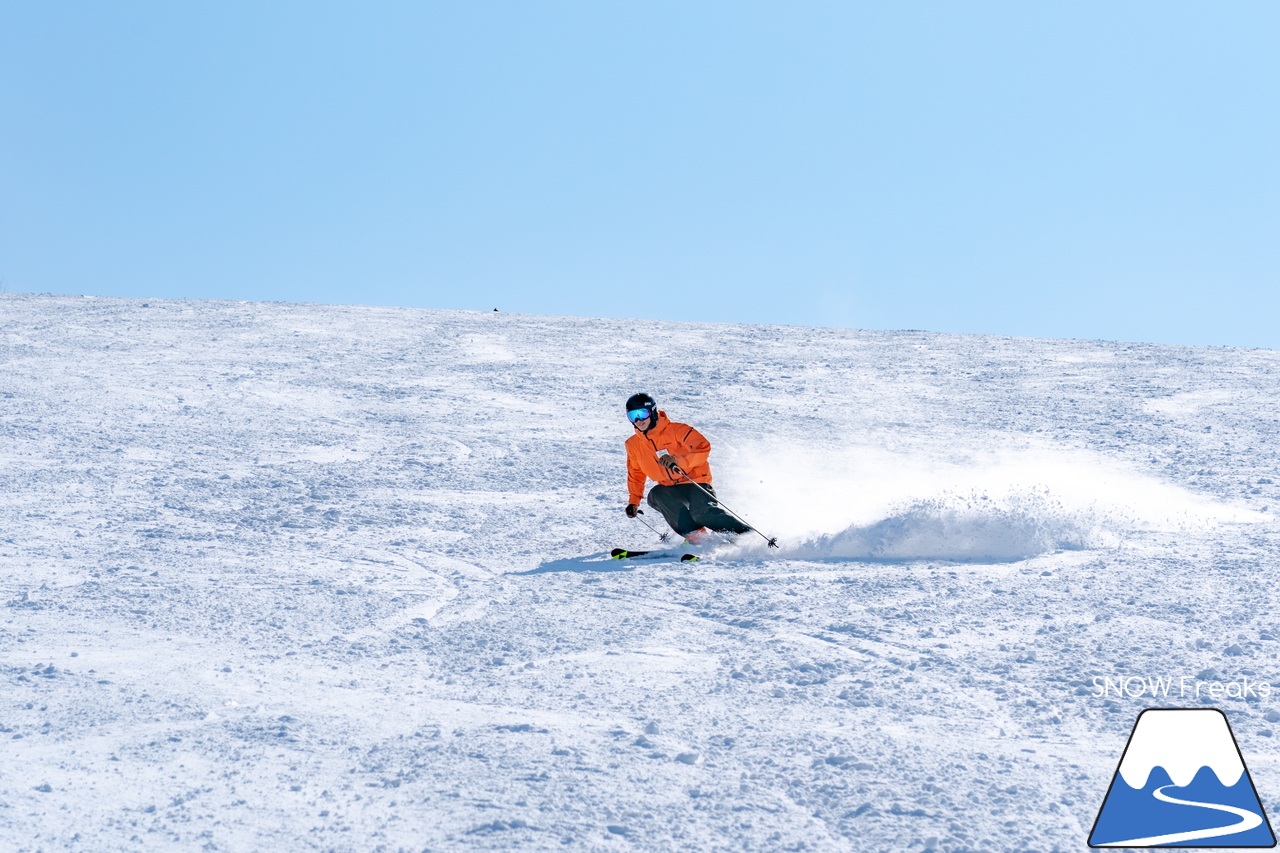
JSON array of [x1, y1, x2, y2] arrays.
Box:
[[646, 483, 751, 537]]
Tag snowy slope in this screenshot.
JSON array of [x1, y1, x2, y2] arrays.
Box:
[[2, 293, 1279, 852]]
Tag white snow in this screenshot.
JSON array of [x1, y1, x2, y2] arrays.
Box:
[[2, 293, 1280, 852], [1117, 709, 1244, 789]]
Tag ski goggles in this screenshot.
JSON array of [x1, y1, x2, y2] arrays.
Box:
[[627, 407, 653, 424]]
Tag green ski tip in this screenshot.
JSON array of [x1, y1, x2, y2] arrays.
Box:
[[611, 548, 698, 562]]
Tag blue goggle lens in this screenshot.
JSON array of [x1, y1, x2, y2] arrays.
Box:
[[627, 408, 651, 423]]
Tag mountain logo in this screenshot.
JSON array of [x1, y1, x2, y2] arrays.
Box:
[[1089, 708, 1276, 848]]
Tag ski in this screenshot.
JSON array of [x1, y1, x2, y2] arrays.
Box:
[[611, 548, 698, 562]]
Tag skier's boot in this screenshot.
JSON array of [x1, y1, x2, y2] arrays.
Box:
[[682, 527, 713, 547]]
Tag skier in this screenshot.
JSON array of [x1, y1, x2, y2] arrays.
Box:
[[623, 393, 751, 540]]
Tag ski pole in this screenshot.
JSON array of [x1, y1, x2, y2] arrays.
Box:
[[671, 467, 778, 548], [631, 508, 671, 542]]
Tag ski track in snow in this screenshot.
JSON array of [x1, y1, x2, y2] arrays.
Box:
[[1097, 783, 1264, 847], [2, 294, 1280, 852]]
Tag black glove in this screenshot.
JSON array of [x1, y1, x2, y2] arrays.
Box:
[[625, 503, 639, 518], [659, 455, 681, 471]]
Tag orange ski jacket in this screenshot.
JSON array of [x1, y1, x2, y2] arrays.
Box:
[[625, 410, 714, 505]]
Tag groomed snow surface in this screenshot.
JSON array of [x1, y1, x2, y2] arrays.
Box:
[[2, 294, 1279, 852]]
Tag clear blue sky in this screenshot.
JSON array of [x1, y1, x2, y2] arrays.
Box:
[[2, 2, 1277, 348]]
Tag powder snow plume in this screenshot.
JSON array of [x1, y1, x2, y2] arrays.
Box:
[[780, 489, 1110, 561], [715, 437, 1261, 562]]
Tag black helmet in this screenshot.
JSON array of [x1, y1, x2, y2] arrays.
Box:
[[625, 393, 656, 429]]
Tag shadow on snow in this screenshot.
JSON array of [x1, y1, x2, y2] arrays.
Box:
[[516, 554, 636, 575]]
